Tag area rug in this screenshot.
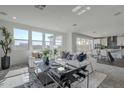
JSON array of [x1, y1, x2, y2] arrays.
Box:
[[5, 67, 28, 78], [0, 67, 107, 88], [71, 71, 107, 88], [0, 67, 30, 88], [44, 71, 107, 88]]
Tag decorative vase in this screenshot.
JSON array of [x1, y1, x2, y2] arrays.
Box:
[[1, 56, 10, 69], [43, 57, 49, 65]]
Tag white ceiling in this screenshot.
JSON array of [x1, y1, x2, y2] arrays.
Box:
[[0, 5, 124, 37]]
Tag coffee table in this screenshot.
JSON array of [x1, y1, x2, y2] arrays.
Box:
[[47, 64, 89, 88], [34, 60, 89, 88]]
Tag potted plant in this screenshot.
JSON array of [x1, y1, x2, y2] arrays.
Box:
[[42, 49, 51, 65], [0, 26, 12, 69]]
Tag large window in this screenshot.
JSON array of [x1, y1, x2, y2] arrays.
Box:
[[13, 28, 64, 51], [45, 33, 54, 49], [76, 37, 93, 53], [13, 28, 28, 48], [32, 31, 43, 49], [54, 35, 63, 49]]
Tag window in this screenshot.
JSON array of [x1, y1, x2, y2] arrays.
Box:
[[54, 35, 63, 48], [76, 37, 93, 53], [45, 33, 54, 49], [13, 28, 28, 48], [32, 31, 43, 49], [45, 33, 54, 42]]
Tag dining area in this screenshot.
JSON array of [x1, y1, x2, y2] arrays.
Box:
[[92, 48, 124, 67]]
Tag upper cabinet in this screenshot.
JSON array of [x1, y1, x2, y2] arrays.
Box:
[[117, 36, 124, 46]]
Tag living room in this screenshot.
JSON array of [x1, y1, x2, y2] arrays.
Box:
[[0, 5, 124, 88]]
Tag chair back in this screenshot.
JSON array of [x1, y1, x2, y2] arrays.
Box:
[[107, 52, 115, 62]]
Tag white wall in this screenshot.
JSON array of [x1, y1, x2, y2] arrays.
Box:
[[0, 19, 66, 68], [65, 32, 73, 53]]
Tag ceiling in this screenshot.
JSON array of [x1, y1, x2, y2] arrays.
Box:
[[0, 5, 124, 37]]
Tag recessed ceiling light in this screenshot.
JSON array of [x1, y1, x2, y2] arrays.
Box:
[[114, 11, 122, 16], [77, 10, 86, 15], [72, 5, 83, 12], [72, 24, 78, 26], [12, 16, 16, 20]]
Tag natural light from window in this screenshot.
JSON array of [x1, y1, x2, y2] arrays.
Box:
[[13, 28, 28, 47]]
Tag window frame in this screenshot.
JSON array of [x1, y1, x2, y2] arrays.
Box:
[[44, 33, 54, 48], [76, 37, 93, 52], [31, 31, 43, 50], [13, 28, 29, 48], [54, 35, 63, 48]]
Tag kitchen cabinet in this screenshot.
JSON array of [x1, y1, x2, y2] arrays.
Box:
[[101, 38, 107, 46], [117, 36, 124, 46]]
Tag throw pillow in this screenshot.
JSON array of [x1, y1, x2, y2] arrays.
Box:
[[77, 52, 87, 62]]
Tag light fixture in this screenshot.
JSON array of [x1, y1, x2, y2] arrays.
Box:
[[72, 5, 83, 12], [86, 6, 91, 10], [12, 16, 16, 20], [77, 10, 86, 15], [34, 5, 46, 10], [72, 5, 91, 15]]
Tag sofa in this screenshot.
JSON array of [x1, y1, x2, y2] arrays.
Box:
[[56, 55, 97, 73]]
